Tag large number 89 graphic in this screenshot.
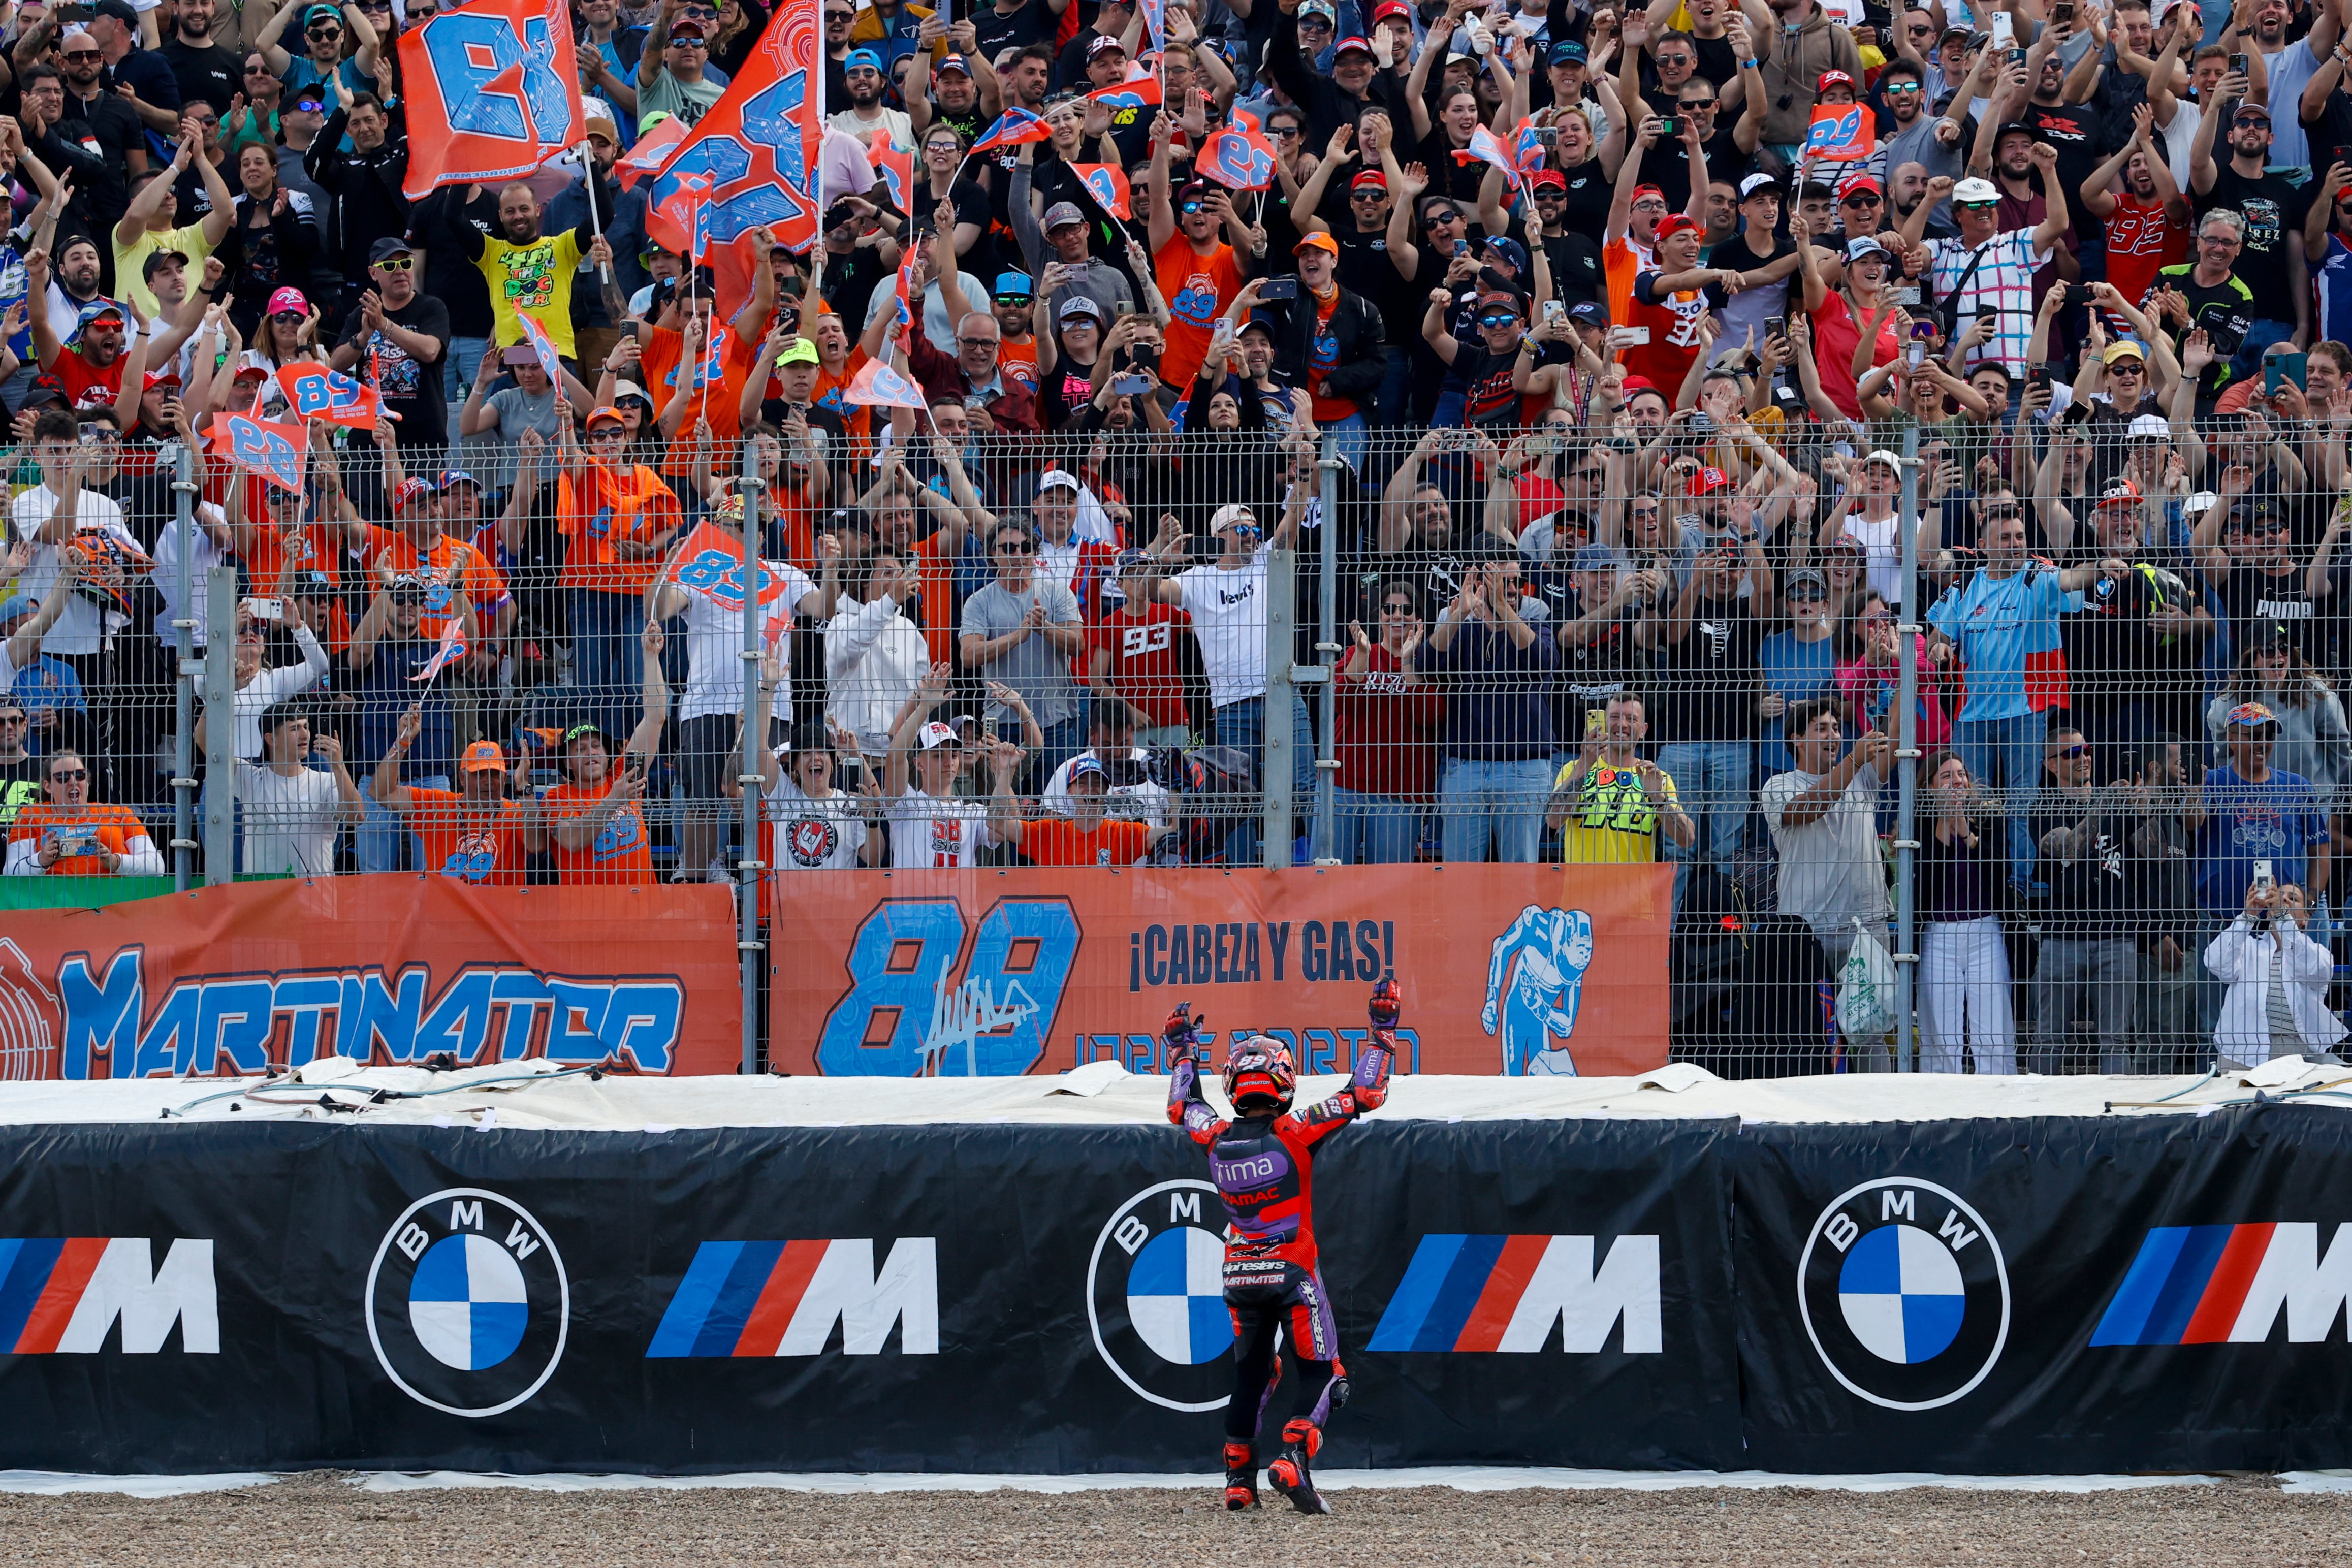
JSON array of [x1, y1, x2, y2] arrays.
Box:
[[815, 898, 1081, 1076]]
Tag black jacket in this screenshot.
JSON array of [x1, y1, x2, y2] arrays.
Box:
[[1258, 281, 1386, 408], [308, 108, 412, 280], [1267, 12, 1412, 147]]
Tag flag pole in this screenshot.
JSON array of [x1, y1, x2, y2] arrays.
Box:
[[582, 138, 613, 286]]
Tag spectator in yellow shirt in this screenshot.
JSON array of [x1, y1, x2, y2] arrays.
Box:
[[1546, 692, 1694, 863]]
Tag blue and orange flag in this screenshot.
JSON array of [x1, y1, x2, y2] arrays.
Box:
[[644, 0, 826, 255], [397, 0, 583, 200], [1085, 73, 1162, 111], [1072, 163, 1132, 221], [867, 133, 916, 218], [1453, 124, 1527, 197], [1198, 109, 1277, 193], [1804, 104, 1877, 162], [209, 411, 309, 494], [616, 114, 687, 190], [970, 107, 1051, 155], [514, 308, 566, 380], [846, 357, 928, 409], [276, 363, 384, 428]]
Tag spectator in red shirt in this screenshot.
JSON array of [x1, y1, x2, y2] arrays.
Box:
[[1089, 546, 1194, 748], [29, 288, 134, 407], [992, 752, 1169, 866], [1334, 579, 1443, 865], [897, 307, 1041, 433]]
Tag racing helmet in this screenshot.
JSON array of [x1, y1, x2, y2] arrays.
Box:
[[1222, 1034, 1297, 1114]]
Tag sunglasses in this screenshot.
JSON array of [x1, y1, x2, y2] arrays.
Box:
[[1180, 200, 1205, 214], [1982, 504, 2021, 519], [956, 335, 999, 347], [1423, 211, 1461, 226], [996, 540, 1034, 554], [0, 713, 24, 724], [271, 310, 305, 323], [669, 34, 706, 44], [1571, 464, 1606, 481], [49, 768, 87, 782], [62, 48, 100, 59], [1350, 189, 1386, 201], [1956, 200, 1998, 211], [306, 25, 340, 36], [1842, 192, 1882, 205], [2236, 520, 2290, 536], [1884, 80, 1922, 92], [375, 255, 414, 271], [1477, 313, 1518, 328], [1382, 601, 1415, 614], [2052, 745, 2090, 759], [1270, 124, 1301, 137]]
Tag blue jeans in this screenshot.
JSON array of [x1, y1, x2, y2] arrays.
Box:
[[1954, 711, 2044, 887], [1439, 756, 1552, 864], [569, 588, 647, 743], [1657, 740, 1751, 903], [1034, 716, 1083, 793], [1322, 412, 1367, 475], [442, 335, 491, 400], [1334, 786, 1420, 865], [359, 772, 448, 872], [1215, 692, 1314, 867], [2230, 319, 2300, 385]]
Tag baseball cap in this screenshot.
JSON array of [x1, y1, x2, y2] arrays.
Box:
[[2103, 339, 2148, 364], [1373, 0, 1411, 18], [1863, 449, 1903, 471], [391, 477, 437, 510], [1953, 176, 2001, 203], [915, 721, 962, 750], [1654, 213, 1702, 241], [19, 374, 65, 407], [2127, 413, 2173, 442], [1087, 32, 1127, 55], [1299, 0, 1337, 14], [1294, 231, 1339, 257], [1351, 168, 1387, 191], [1043, 201, 1086, 231], [1571, 543, 1621, 570], [1037, 467, 1084, 495], [1786, 567, 1830, 596], [2183, 489, 2221, 517], [1113, 547, 1154, 578], [265, 285, 308, 317], [140, 248, 188, 280], [1738, 172, 1779, 199], [1058, 296, 1104, 324], [1529, 168, 1567, 191], [561, 721, 619, 751], [141, 369, 181, 391], [1331, 33, 1376, 58], [233, 349, 275, 379], [1065, 755, 1110, 786], [289, 87, 326, 111], [844, 45, 883, 70], [935, 52, 971, 75], [583, 405, 628, 430], [1686, 465, 1733, 495], [1838, 173, 1883, 197], [438, 470, 482, 491], [666, 16, 708, 38], [2225, 700, 2280, 728], [1548, 39, 1588, 63], [368, 236, 417, 264], [1483, 235, 1529, 270], [461, 739, 507, 773], [1817, 68, 1856, 92], [73, 301, 124, 334], [2235, 101, 2272, 121], [2094, 476, 2143, 508], [91, 0, 138, 23], [776, 337, 820, 366], [1210, 502, 1259, 532], [1567, 300, 1608, 326], [1846, 235, 1889, 262], [995, 270, 1034, 300]]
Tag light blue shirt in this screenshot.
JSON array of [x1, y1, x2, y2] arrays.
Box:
[[1926, 565, 2080, 723]]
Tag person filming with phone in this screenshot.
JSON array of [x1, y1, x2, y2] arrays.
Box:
[[2205, 874, 2346, 1061], [5, 747, 163, 875]]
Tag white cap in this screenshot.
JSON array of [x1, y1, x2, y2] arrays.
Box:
[[1036, 467, 1082, 494], [915, 721, 962, 750], [1210, 502, 1259, 532], [1863, 449, 1902, 470], [2184, 489, 2221, 515], [2127, 413, 2173, 442], [1738, 172, 1778, 198], [1953, 176, 2001, 204]]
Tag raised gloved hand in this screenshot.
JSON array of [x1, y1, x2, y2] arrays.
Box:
[[1368, 977, 1401, 1032]]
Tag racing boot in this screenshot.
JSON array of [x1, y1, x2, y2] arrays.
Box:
[[1264, 1418, 1330, 1515], [1223, 1441, 1259, 1510]]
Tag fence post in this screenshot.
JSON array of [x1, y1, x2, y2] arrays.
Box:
[[1264, 547, 1297, 866], [1894, 425, 1922, 1070], [169, 445, 198, 893], [1310, 438, 1341, 865], [737, 453, 767, 1075], [201, 565, 237, 886]]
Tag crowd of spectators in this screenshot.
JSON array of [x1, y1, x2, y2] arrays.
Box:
[[11, 0, 2352, 1070]]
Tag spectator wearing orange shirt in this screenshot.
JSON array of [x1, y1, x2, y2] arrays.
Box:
[[991, 270, 1041, 398], [557, 402, 685, 747], [4, 747, 164, 875], [990, 751, 1169, 866], [639, 290, 762, 476], [530, 622, 671, 886], [370, 711, 530, 885]]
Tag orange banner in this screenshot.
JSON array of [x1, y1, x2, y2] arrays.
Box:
[[769, 865, 1671, 1078], [0, 880, 742, 1079]]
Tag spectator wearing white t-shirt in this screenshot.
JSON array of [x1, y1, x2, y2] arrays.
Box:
[[648, 514, 831, 883], [829, 551, 933, 756], [236, 702, 362, 877], [748, 718, 877, 872], [1156, 500, 1310, 866], [882, 688, 1000, 870], [1761, 699, 1894, 972]]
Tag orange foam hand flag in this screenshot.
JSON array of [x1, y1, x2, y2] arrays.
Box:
[[643, 0, 826, 256], [208, 411, 309, 493], [1071, 164, 1133, 220], [398, 0, 584, 199], [276, 363, 385, 428]]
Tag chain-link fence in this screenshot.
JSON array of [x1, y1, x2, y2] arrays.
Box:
[[4, 416, 2345, 1078]]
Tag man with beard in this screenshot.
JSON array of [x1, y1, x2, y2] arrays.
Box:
[[309, 84, 410, 303], [432, 177, 611, 368], [331, 238, 449, 451], [2245, 0, 2340, 173], [2007, 20, 2102, 247], [576, 0, 647, 141], [85, 0, 183, 137], [1874, 56, 1966, 206], [1269, 2, 1392, 146], [547, 106, 643, 370], [50, 35, 147, 240], [160, 0, 244, 114], [2082, 104, 2190, 321], [2189, 88, 2312, 376], [830, 45, 914, 150], [111, 122, 233, 320], [907, 23, 1000, 145], [1988, 121, 2079, 313]]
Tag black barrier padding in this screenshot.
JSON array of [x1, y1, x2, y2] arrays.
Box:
[[2, 1108, 2350, 1475]]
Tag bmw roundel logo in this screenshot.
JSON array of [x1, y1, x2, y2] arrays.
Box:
[[1087, 1179, 1234, 1412], [366, 1188, 569, 1418], [1797, 1177, 2009, 1412]]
